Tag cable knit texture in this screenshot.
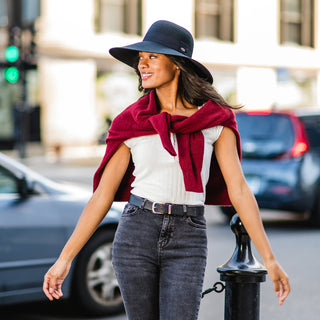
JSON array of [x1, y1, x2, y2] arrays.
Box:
[[93, 90, 241, 205]]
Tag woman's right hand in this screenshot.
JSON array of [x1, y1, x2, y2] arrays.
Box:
[[43, 259, 72, 301], [42, 144, 130, 302]]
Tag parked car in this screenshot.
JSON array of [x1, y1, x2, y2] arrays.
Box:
[[0, 152, 124, 315], [221, 109, 320, 227]]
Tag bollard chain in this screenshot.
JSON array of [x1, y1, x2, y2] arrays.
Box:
[[201, 281, 225, 298]]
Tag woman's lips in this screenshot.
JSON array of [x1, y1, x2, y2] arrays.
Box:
[[141, 72, 152, 80]]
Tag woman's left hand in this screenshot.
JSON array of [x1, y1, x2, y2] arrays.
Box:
[[215, 127, 290, 305], [265, 259, 290, 305]]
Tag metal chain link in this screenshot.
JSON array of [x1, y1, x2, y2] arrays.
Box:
[[201, 281, 225, 298]]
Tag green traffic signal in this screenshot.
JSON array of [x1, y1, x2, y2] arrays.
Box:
[[3, 45, 20, 82], [5, 45, 19, 63], [3, 66, 20, 83]]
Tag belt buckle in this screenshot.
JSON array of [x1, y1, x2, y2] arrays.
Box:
[[152, 202, 164, 214], [151, 202, 172, 215]]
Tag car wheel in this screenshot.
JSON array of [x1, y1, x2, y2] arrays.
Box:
[[220, 206, 237, 221], [71, 229, 123, 316], [310, 197, 320, 228]]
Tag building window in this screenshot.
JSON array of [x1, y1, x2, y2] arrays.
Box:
[[21, 0, 41, 28], [0, 0, 40, 28], [95, 0, 142, 35], [280, 0, 315, 47], [0, 0, 8, 27], [195, 0, 234, 41], [276, 68, 317, 108]]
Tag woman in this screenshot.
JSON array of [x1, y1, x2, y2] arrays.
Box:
[[43, 20, 290, 319]]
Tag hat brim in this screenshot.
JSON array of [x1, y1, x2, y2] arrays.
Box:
[[109, 41, 213, 84]]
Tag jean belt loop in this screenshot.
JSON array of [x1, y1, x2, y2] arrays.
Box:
[[140, 198, 147, 209], [183, 205, 187, 214]]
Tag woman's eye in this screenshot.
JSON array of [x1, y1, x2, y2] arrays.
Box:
[[138, 54, 157, 61]]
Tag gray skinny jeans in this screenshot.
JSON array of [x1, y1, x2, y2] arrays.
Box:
[[112, 202, 208, 320]]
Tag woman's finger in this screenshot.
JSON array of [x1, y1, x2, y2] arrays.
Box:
[[48, 274, 61, 299], [43, 273, 53, 301], [278, 279, 290, 305]]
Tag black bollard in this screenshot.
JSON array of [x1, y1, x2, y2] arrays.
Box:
[[217, 214, 267, 320]]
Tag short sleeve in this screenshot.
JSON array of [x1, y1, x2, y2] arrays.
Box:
[[202, 126, 224, 144], [124, 138, 134, 148]]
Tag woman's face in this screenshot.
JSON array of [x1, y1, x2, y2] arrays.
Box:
[[138, 52, 179, 90]]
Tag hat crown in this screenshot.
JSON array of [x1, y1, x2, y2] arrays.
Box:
[[143, 20, 194, 58]]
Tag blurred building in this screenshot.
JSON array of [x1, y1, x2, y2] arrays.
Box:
[[0, 0, 320, 154]]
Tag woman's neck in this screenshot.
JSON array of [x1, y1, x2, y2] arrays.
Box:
[[155, 88, 197, 115], [156, 87, 179, 113]]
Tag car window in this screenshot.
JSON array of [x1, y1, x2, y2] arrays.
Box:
[[299, 115, 320, 150], [236, 113, 295, 158], [0, 165, 19, 194]]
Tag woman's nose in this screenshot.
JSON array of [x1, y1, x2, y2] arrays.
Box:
[[138, 58, 148, 69]]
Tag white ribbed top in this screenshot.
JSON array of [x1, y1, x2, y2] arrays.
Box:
[[124, 126, 223, 205]]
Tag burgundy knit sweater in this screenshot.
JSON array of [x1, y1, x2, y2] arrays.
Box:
[[93, 90, 241, 206]]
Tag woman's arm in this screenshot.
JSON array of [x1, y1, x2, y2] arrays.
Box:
[[214, 127, 290, 305], [43, 143, 131, 301]]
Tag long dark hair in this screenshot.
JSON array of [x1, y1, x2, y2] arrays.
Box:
[[135, 55, 239, 109]]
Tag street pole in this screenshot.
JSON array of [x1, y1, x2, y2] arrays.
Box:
[[7, 0, 29, 158], [217, 214, 267, 320]]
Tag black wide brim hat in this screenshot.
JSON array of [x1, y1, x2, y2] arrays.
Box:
[[109, 20, 213, 84]]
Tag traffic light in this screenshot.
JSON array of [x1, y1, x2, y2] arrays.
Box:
[[5, 45, 19, 63], [4, 45, 20, 83], [3, 27, 21, 83], [1, 26, 37, 84]]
